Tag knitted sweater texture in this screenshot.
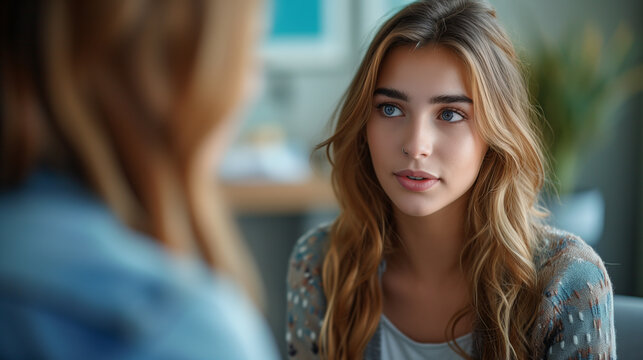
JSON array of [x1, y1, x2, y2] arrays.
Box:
[[286, 224, 616, 359]]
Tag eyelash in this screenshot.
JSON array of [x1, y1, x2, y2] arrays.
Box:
[[374, 103, 468, 122], [375, 103, 403, 117], [440, 107, 468, 122]]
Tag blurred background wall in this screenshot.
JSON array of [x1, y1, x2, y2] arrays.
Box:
[[220, 0, 642, 357]]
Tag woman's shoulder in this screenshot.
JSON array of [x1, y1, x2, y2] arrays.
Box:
[[0, 170, 174, 284], [289, 223, 332, 270], [534, 225, 610, 287], [286, 223, 332, 358], [530, 225, 615, 358], [287, 221, 333, 307], [0, 171, 280, 359]]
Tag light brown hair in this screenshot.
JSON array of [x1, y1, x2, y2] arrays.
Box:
[[1, 0, 262, 303]]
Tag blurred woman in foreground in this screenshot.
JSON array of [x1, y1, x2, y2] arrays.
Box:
[[0, 0, 279, 358]]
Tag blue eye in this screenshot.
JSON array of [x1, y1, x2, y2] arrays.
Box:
[[439, 109, 464, 122], [379, 104, 403, 117]]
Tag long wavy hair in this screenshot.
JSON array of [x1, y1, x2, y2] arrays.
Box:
[[0, 0, 263, 304], [317, 0, 548, 358]]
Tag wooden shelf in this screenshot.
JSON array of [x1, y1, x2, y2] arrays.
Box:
[[221, 177, 337, 214]]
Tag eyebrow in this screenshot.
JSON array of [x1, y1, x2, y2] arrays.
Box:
[[373, 87, 473, 104], [373, 87, 408, 101]]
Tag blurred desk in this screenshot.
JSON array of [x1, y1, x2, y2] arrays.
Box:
[[222, 177, 337, 214]]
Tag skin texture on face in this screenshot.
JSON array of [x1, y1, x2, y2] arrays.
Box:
[[366, 44, 488, 218]]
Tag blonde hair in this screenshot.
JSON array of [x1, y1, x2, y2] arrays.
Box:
[[1, 0, 262, 304], [317, 0, 547, 358]]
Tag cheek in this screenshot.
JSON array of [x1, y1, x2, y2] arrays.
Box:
[[366, 121, 386, 167], [441, 129, 487, 176], [366, 119, 401, 175]]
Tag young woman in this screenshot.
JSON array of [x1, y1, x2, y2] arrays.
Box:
[[0, 0, 278, 358], [286, 1, 615, 359]]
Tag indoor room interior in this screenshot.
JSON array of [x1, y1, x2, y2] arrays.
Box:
[[223, 0, 643, 358]]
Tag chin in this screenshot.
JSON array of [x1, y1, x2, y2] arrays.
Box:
[[393, 201, 442, 217]]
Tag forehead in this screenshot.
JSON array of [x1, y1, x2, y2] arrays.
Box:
[[376, 44, 472, 98]]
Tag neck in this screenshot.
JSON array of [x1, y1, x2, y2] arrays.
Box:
[[389, 192, 470, 282]]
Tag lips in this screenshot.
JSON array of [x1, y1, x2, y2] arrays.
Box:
[[394, 169, 438, 180], [393, 169, 439, 192]]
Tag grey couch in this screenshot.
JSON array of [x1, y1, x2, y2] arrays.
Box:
[[614, 295, 643, 359]]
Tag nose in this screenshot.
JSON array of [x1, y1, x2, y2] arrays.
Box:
[[402, 116, 433, 159]]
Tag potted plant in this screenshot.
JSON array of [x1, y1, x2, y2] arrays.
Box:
[[526, 23, 642, 244]]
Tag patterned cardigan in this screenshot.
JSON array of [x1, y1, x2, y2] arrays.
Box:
[[286, 224, 616, 359]]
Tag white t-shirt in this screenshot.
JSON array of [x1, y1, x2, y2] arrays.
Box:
[[380, 314, 473, 360]]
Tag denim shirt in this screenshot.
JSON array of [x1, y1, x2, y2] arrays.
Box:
[[0, 170, 279, 360]]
